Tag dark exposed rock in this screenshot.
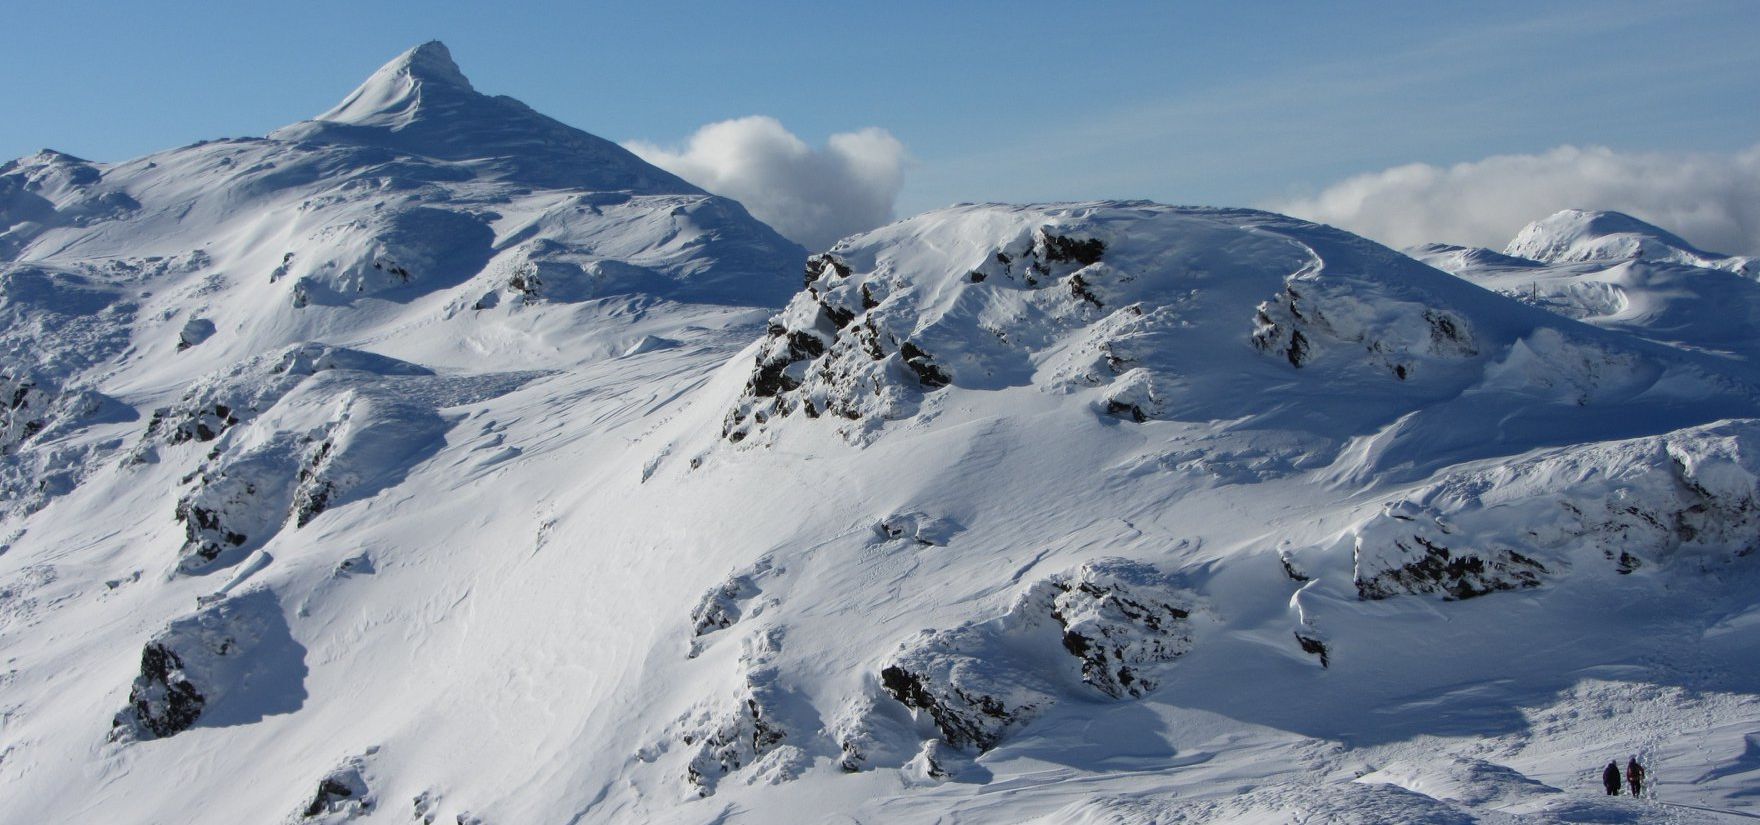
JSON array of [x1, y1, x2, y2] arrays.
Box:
[[1069, 273, 1103, 308], [292, 439, 336, 527], [1356, 533, 1546, 601], [1038, 231, 1105, 266], [176, 317, 216, 352], [298, 757, 373, 820], [803, 253, 849, 287], [1295, 633, 1330, 668], [1279, 554, 1311, 582], [119, 643, 207, 738], [688, 558, 776, 648], [899, 342, 951, 389], [112, 589, 305, 743], [880, 665, 1021, 752], [1050, 576, 1191, 699], [1613, 549, 1642, 574], [1105, 398, 1147, 423], [1286, 329, 1311, 367], [303, 779, 356, 818], [678, 638, 792, 795]]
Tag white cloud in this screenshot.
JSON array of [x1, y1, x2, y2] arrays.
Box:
[[626, 117, 906, 251], [1269, 144, 1760, 256]]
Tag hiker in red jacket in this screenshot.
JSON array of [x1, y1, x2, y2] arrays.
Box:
[[1627, 758, 1645, 798]]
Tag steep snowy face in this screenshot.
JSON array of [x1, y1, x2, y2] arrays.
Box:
[[724, 203, 1755, 478], [313, 41, 476, 127], [1505, 209, 1754, 275]]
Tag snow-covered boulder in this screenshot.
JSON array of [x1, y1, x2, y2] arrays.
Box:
[[112, 588, 305, 740], [294, 752, 376, 822]]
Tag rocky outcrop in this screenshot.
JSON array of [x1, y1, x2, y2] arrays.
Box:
[[170, 376, 448, 574], [174, 434, 306, 572], [1253, 280, 1476, 379], [282, 206, 494, 307], [688, 557, 779, 652], [176, 317, 216, 351], [119, 642, 207, 738], [670, 632, 797, 796], [1351, 420, 1760, 600], [723, 226, 1114, 445], [873, 512, 960, 546], [1354, 501, 1548, 601], [0, 369, 123, 456], [878, 558, 1195, 751], [144, 343, 430, 447], [1049, 564, 1193, 698]]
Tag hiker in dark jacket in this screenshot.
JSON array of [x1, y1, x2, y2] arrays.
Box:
[[1627, 758, 1645, 797], [1603, 761, 1622, 795]]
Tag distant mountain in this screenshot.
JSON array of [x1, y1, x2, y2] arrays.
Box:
[[1504, 208, 1754, 275], [1416, 209, 1760, 360], [3, 45, 1760, 825]]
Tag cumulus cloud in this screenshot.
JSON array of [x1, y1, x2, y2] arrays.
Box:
[[1269, 144, 1760, 256], [626, 117, 907, 251]]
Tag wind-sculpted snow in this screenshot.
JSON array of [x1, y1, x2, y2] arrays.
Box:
[[0, 150, 139, 257]]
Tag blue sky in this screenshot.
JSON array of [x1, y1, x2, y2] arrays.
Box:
[[3, 0, 1757, 226]]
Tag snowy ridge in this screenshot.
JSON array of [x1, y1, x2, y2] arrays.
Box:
[[1, 43, 1760, 825]]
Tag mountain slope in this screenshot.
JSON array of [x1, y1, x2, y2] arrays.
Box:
[[3, 49, 1760, 825]]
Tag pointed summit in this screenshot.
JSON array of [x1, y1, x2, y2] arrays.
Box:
[[315, 41, 475, 128], [269, 42, 702, 193]]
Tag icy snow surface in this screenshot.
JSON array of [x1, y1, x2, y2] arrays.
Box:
[[3, 43, 1760, 824]]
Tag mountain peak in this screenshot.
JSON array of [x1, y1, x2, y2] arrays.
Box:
[[1504, 208, 1714, 264], [396, 41, 472, 88], [314, 40, 474, 127], [266, 42, 705, 193]]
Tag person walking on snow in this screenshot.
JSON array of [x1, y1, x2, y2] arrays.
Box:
[[1627, 758, 1645, 798], [1603, 761, 1622, 795]]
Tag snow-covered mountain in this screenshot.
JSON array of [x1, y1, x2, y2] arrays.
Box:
[[3, 44, 1760, 824], [1413, 210, 1760, 360]]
